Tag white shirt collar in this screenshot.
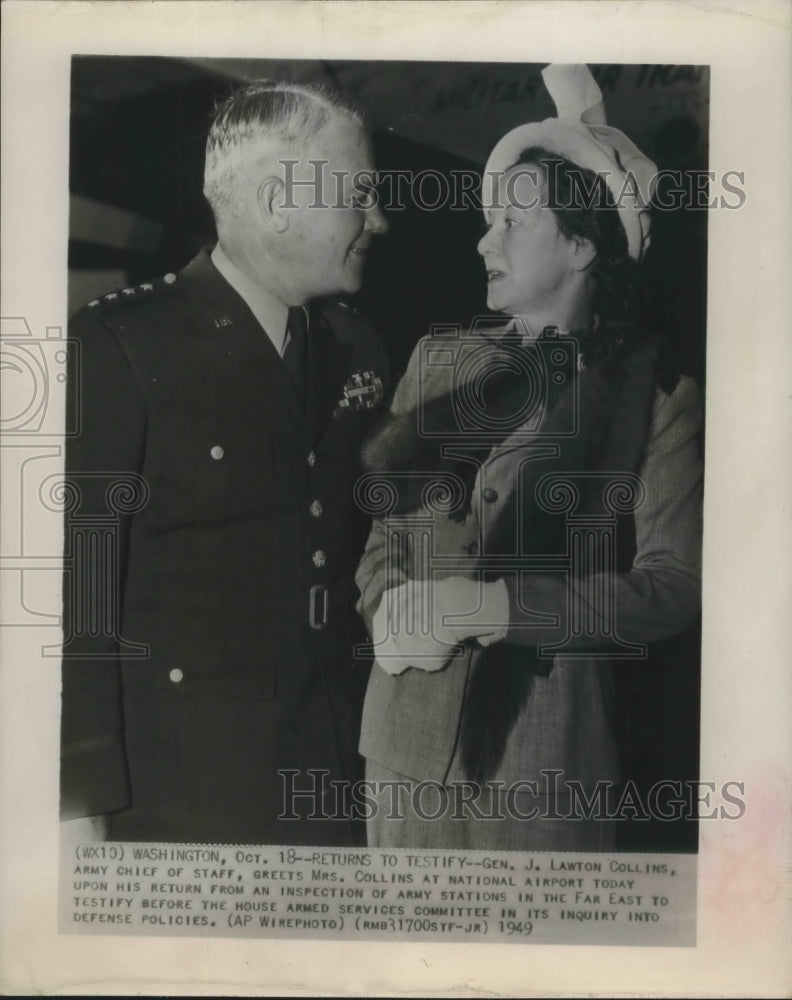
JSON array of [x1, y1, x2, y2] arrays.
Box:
[[211, 243, 290, 355]]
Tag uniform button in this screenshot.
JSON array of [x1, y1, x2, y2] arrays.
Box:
[[163, 273, 177, 284], [169, 668, 184, 684], [307, 451, 317, 467], [312, 550, 326, 568], [482, 487, 499, 503], [309, 500, 323, 518], [210, 445, 224, 460]]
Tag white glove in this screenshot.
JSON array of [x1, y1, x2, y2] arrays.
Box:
[[371, 576, 510, 675], [372, 582, 455, 675], [420, 575, 510, 647]]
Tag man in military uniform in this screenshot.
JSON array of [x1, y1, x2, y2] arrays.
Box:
[[60, 80, 389, 845]]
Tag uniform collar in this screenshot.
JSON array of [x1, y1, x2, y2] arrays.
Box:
[[210, 243, 289, 355]]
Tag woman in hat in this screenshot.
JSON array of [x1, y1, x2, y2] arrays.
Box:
[[355, 64, 703, 850]]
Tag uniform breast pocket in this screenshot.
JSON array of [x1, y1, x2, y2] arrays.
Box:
[[141, 407, 236, 530], [220, 429, 277, 521]]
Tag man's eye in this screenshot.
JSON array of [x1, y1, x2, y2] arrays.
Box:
[[351, 192, 372, 210]]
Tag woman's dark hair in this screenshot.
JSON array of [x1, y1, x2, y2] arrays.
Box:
[[513, 146, 656, 365]]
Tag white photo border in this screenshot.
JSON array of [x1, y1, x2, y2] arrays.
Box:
[[1, 1, 790, 996]]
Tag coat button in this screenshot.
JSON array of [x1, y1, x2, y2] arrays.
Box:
[[312, 550, 326, 568], [482, 487, 499, 503], [169, 668, 184, 684], [210, 445, 224, 460], [307, 451, 317, 467], [309, 500, 323, 518]]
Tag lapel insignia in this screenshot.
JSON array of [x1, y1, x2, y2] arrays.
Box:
[[332, 369, 384, 418]]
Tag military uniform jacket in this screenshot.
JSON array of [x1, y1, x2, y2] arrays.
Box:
[[60, 247, 389, 845]]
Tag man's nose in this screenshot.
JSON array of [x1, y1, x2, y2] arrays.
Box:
[[364, 202, 388, 236]]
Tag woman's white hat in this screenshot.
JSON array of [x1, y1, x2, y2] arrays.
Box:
[[482, 64, 657, 261]]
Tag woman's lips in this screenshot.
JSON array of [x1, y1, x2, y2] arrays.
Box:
[[486, 269, 506, 282]]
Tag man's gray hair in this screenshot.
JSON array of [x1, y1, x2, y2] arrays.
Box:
[[204, 78, 366, 224]]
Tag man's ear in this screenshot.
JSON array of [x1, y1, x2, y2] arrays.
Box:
[[570, 235, 596, 271], [256, 176, 289, 234]]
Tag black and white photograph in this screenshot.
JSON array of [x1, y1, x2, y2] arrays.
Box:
[[61, 53, 708, 856], [1, 1, 790, 996]]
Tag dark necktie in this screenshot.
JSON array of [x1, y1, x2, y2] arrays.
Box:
[[282, 305, 308, 399]]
